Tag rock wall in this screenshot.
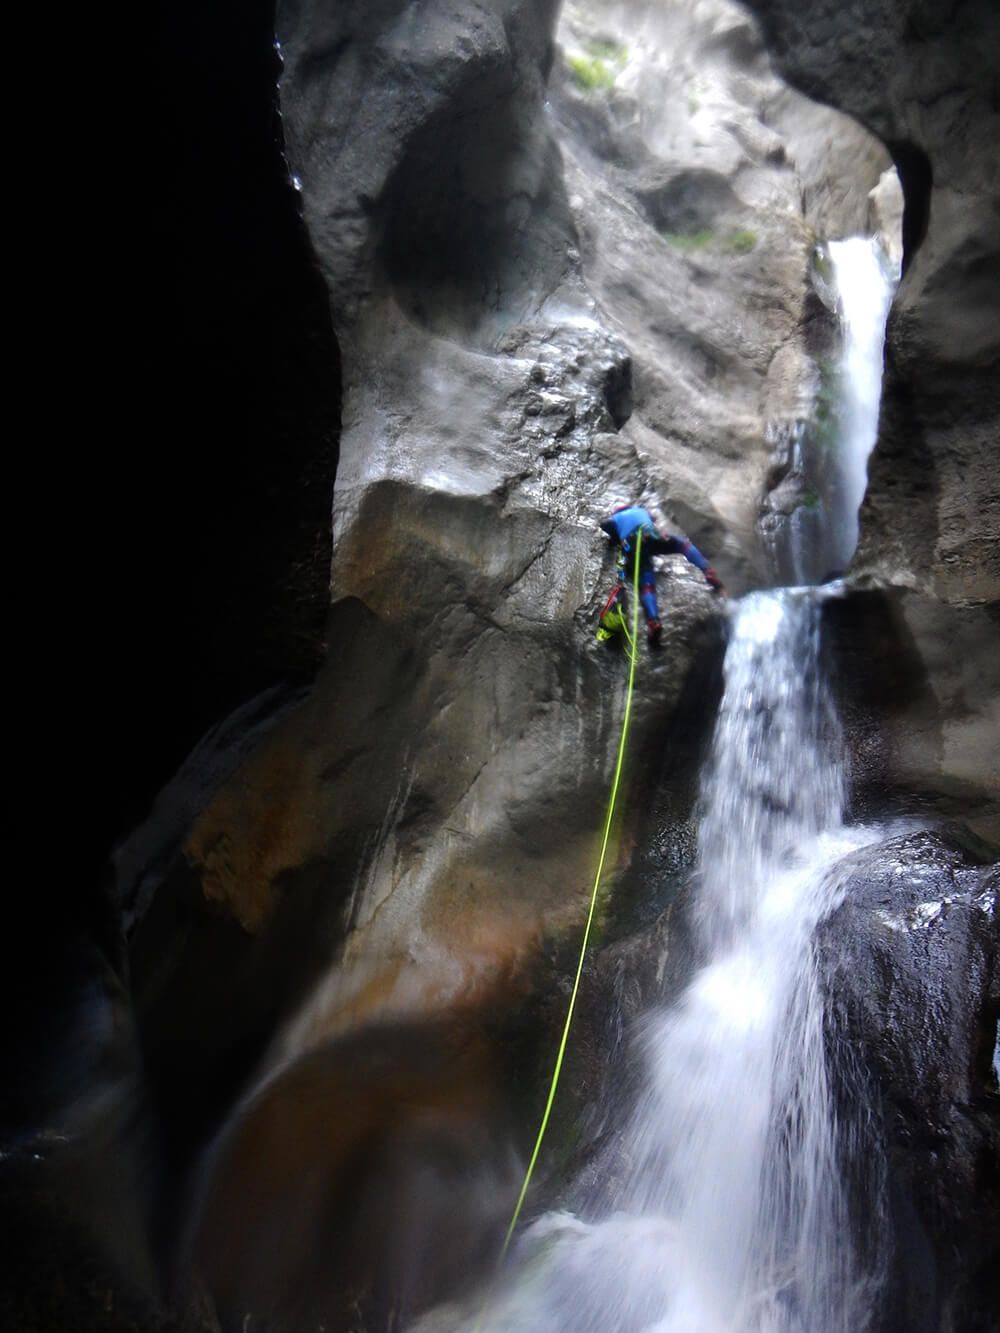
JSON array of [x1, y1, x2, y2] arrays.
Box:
[[86, 0, 1000, 1328], [743, 0, 1000, 825], [121, 0, 898, 1166], [549, 0, 892, 588], [820, 830, 998, 1333], [214, 0, 896, 1054]]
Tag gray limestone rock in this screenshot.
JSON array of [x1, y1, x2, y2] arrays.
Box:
[[550, 0, 893, 592], [824, 588, 1000, 842], [230, 0, 739, 1068], [741, 0, 1000, 837], [819, 828, 999, 1333], [113, 3, 1000, 1327]]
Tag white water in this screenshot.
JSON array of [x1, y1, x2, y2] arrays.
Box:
[[822, 237, 898, 576], [412, 242, 900, 1333], [766, 236, 896, 587], [461, 592, 885, 1333]]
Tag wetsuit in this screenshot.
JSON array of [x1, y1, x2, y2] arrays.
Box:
[[600, 505, 717, 625]]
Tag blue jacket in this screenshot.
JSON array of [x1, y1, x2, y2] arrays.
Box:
[[600, 506, 711, 573], [602, 506, 655, 543]]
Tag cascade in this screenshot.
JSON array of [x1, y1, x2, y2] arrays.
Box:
[[767, 235, 897, 587], [446, 240, 900, 1333], [820, 237, 899, 576], [470, 593, 886, 1333]]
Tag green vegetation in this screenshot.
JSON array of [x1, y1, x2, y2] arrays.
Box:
[[724, 229, 758, 254], [567, 53, 617, 91], [800, 489, 821, 510], [662, 228, 714, 251], [661, 228, 759, 255], [813, 357, 841, 448], [566, 37, 627, 93]]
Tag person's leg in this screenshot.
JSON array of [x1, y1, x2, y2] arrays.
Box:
[[635, 550, 662, 643], [638, 554, 662, 640], [641, 535, 675, 559], [639, 574, 659, 623]]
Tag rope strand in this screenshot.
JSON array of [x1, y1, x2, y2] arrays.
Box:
[[495, 529, 644, 1265]]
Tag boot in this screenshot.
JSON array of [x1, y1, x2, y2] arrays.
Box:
[[647, 618, 662, 646]]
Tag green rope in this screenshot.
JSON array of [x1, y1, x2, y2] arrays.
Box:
[[496, 529, 643, 1264]]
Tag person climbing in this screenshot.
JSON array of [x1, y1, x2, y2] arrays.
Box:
[[598, 503, 725, 645]]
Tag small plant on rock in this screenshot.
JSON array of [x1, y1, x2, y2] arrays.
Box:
[[567, 53, 615, 91], [662, 228, 714, 251], [725, 229, 758, 254], [566, 37, 627, 93]]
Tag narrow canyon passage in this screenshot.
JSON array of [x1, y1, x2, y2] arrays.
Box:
[[430, 246, 900, 1329], [6, 3, 997, 1332]]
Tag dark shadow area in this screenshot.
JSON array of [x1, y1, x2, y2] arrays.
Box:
[[3, 0, 341, 1326], [886, 139, 933, 274], [381, 71, 573, 340], [101, 0, 341, 880], [822, 588, 931, 820], [122, 595, 423, 1221], [185, 1013, 527, 1333]]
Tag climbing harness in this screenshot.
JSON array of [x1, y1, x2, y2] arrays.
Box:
[[496, 531, 643, 1262]]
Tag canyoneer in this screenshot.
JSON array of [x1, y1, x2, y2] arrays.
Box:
[[597, 502, 724, 646]]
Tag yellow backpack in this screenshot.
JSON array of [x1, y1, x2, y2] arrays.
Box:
[[596, 583, 631, 643]]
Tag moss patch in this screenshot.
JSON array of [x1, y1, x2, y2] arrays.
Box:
[[813, 357, 842, 449], [662, 228, 714, 251], [724, 229, 757, 254], [566, 38, 627, 93], [662, 228, 759, 255]]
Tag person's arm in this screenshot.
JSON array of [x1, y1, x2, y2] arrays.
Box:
[[673, 535, 726, 593], [599, 517, 618, 539]]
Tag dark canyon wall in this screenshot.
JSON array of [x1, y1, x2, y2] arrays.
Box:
[[8, 1, 998, 1330], [743, 0, 1000, 832]]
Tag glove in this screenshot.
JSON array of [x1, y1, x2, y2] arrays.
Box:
[[704, 567, 725, 595]]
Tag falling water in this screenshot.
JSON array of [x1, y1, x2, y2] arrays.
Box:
[[454, 591, 886, 1333], [410, 248, 900, 1333], [822, 237, 898, 575], [765, 236, 896, 586]]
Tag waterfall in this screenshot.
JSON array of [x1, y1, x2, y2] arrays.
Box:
[[821, 237, 898, 576], [616, 593, 880, 1333], [764, 236, 897, 586], [414, 254, 901, 1333], [460, 593, 885, 1333]]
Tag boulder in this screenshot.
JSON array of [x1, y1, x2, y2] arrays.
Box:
[[820, 828, 999, 1333]]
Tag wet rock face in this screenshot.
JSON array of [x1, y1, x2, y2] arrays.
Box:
[[742, 0, 1000, 834], [550, 0, 892, 590], [107, 2, 997, 1328], [188, 1015, 528, 1332], [210, 0, 893, 1083], [820, 830, 999, 1333], [142, 0, 738, 1080], [742, 0, 1000, 608], [824, 589, 1000, 841]]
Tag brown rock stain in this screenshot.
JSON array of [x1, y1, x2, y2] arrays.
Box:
[[184, 733, 323, 933], [191, 1004, 523, 1329]]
